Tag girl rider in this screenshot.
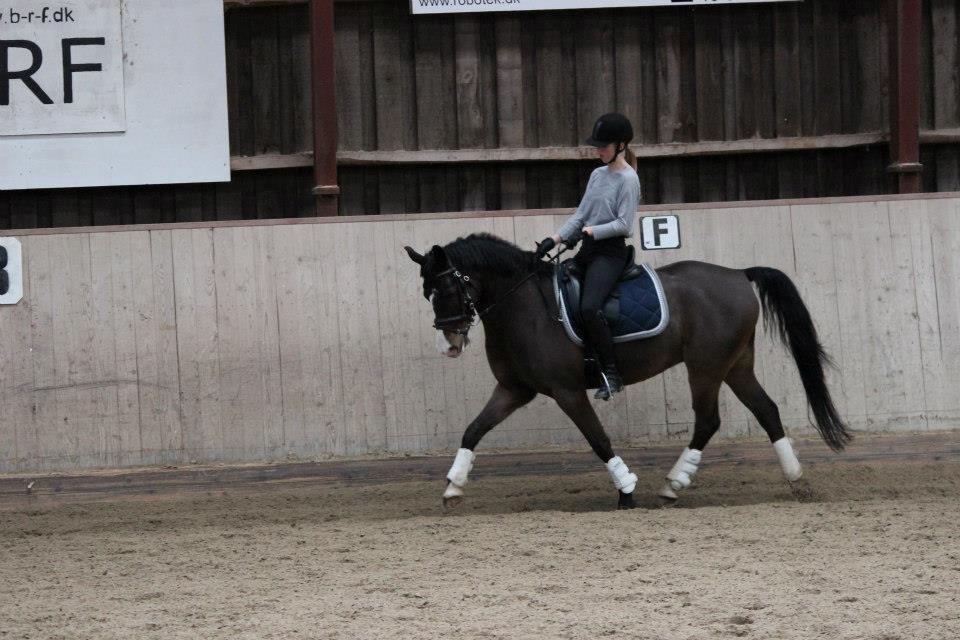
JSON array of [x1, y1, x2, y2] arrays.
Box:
[[535, 112, 641, 401]]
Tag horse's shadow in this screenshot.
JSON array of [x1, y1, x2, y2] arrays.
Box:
[[423, 458, 949, 519], [431, 472, 820, 518]]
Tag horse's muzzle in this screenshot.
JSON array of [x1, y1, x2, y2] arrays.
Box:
[[436, 329, 470, 358]]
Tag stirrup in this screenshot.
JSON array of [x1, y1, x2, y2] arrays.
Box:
[[594, 367, 623, 401]]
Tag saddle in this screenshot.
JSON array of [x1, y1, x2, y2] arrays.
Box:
[[553, 245, 670, 350]]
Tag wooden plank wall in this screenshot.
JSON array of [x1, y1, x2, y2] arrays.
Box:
[[0, 171, 317, 229], [1, 194, 959, 473], [331, 0, 899, 211], [2, 0, 960, 228], [926, 0, 960, 191]]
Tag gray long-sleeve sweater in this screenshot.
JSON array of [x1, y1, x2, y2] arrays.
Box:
[[557, 165, 641, 242]]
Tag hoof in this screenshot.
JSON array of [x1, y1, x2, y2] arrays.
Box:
[[657, 494, 678, 508], [617, 491, 636, 510], [789, 478, 818, 503], [442, 481, 465, 510], [443, 494, 464, 510], [658, 482, 679, 501]]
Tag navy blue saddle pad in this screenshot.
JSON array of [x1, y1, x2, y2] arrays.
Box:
[[553, 258, 669, 347]]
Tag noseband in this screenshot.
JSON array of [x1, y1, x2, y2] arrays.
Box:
[[431, 267, 478, 336]]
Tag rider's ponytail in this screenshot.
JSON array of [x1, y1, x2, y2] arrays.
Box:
[[624, 146, 638, 171]]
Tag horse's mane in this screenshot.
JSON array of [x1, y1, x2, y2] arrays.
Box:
[[442, 233, 550, 278]]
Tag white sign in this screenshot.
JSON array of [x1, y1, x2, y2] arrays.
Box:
[[0, 237, 23, 305], [641, 215, 681, 250], [0, 0, 230, 190], [0, 0, 125, 135], [411, 0, 800, 15]]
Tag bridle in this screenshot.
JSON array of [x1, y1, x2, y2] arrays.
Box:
[[430, 245, 569, 335], [430, 266, 479, 336]]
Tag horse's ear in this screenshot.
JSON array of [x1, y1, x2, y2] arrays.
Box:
[[404, 246, 426, 265]]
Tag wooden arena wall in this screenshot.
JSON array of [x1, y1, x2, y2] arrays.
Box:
[[1, 193, 958, 473], [4, 0, 960, 228]]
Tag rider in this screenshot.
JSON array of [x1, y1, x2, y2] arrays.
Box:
[[535, 112, 641, 400]]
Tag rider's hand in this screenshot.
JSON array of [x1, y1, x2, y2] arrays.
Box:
[[583, 227, 594, 237], [534, 237, 556, 259], [562, 232, 582, 250]]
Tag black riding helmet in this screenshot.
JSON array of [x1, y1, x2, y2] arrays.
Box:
[[585, 112, 634, 165]]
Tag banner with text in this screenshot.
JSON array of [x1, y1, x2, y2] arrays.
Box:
[[0, 0, 230, 190], [0, 0, 125, 135], [411, 0, 799, 15]]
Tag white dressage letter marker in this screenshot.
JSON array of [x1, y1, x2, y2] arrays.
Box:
[[0, 238, 24, 305], [641, 215, 681, 250]]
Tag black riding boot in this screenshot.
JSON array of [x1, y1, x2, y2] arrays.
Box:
[[585, 310, 623, 401]]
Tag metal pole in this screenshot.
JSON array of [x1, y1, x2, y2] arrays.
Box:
[[309, 0, 339, 216], [887, 0, 923, 194]]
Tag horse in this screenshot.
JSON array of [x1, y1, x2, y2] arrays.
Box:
[[404, 232, 850, 509]]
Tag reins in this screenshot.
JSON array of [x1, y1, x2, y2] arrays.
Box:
[[441, 245, 570, 329]]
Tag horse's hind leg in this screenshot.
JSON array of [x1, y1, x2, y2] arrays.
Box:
[[658, 373, 722, 503], [443, 383, 536, 508], [724, 355, 803, 483], [552, 389, 638, 510]]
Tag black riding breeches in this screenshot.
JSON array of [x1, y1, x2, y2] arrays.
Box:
[[575, 245, 627, 367]]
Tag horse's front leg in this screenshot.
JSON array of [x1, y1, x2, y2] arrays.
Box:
[[443, 383, 536, 509], [552, 389, 638, 510]]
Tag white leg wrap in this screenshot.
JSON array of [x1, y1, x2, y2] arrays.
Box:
[[606, 456, 638, 495], [666, 448, 702, 491], [446, 448, 475, 487], [773, 437, 803, 482]]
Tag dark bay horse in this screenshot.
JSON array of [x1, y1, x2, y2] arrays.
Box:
[[405, 233, 850, 509]]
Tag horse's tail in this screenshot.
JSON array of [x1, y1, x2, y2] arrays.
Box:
[[744, 267, 851, 452]]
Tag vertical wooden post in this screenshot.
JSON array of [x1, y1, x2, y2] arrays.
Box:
[[310, 0, 339, 216], [887, 0, 923, 193]]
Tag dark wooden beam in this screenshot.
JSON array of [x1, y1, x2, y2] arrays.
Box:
[[919, 127, 960, 144], [310, 0, 339, 216], [229, 132, 919, 170], [230, 129, 960, 171], [887, 0, 923, 193]]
